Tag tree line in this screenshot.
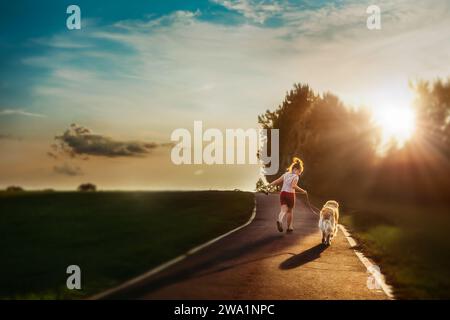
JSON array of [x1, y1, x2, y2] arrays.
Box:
[[258, 80, 450, 203]]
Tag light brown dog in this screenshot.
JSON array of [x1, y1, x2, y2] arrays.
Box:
[[318, 200, 339, 245]]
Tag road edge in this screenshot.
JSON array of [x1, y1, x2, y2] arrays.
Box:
[[88, 196, 257, 300], [338, 224, 395, 300]]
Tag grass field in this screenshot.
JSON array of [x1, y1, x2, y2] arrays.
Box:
[[311, 194, 450, 299], [0, 190, 254, 299]]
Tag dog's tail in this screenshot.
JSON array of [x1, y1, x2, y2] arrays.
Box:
[[319, 219, 334, 235]]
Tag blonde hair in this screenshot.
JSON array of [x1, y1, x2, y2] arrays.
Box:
[[288, 157, 304, 174]]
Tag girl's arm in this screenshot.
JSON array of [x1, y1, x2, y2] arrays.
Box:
[[294, 185, 307, 194], [269, 175, 284, 186], [291, 178, 307, 194]]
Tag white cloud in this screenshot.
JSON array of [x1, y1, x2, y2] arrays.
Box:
[[53, 69, 97, 82], [25, 0, 450, 132], [7, 0, 450, 190], [0, 109, 46, 118], [212, 0, 282, 23], [31, 36, 92, 49]]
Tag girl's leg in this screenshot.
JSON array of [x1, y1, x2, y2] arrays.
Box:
[[277, 204, 288, 232], [278, 204, 288, 222], [286, 208, 294, 230]]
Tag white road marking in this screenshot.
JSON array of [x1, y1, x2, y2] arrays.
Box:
[[339, 224, 395, 299]]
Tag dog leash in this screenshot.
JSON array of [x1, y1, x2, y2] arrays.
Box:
[[304, 192, 320, 216], [263, 186, 320, 216]]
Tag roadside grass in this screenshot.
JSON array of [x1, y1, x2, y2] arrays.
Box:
[[310, 194, 450, 299], [0, 191, 254, 299]]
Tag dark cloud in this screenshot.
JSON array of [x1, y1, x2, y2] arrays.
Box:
[[53, 163, 83, 176], [0, 133, 22, 141], [54, 123, 160, 158], [47, 151, 58, 159]]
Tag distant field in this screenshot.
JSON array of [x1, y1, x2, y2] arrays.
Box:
[[311, 194, 450, 299], [0, 191, 254, 299]]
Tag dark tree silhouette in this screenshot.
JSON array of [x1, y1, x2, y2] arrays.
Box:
[[77, 183, 97, 192], [259, 83, 377, 198], [6, 186, 24, 192], [258, 80, 450, 202]]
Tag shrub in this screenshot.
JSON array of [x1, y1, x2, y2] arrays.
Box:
[[77, 183, 96, 192]]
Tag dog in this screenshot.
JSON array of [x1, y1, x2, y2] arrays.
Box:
[[318, 200, 339, 245]]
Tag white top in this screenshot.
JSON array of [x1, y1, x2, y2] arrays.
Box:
[[281, 172, 299, 193]]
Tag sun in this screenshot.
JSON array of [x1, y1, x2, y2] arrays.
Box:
[[373, 104, 416, 147]]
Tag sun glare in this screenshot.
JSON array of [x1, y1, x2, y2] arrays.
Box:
[[373, 104, 416, 147]]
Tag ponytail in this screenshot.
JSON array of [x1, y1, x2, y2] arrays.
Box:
[[288, 157, 304, 174]]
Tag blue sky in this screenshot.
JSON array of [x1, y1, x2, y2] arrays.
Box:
[[0, 0, 336, 109], [1, 0, 449, 190], [0, 1, 206, 106]]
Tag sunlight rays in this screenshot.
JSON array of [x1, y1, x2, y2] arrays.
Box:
[[373, 104, 416, 147], [369, 85, 417, 154]]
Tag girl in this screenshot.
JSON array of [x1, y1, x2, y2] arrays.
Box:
[[268, 157, 307, 233]]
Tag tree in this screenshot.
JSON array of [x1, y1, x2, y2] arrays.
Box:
[[77, 183, 96, 192], [6, 186, 24, 192], [412, 79, 450, 158], [258, 80, 450, 202], [258, 83, 377, 198]]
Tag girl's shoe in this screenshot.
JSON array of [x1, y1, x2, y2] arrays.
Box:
[[276, 221, 283, 232], [286, 228, 294, 233]]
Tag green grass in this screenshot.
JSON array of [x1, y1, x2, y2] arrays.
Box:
[[311, 194, 450, 299], [0, 191, 254, 299]]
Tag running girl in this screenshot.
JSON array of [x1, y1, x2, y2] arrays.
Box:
[[268, 157, 307, 233]]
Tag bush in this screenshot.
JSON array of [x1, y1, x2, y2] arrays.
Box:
[[5, 186, 24, 192], [77, 183, 96, 192]]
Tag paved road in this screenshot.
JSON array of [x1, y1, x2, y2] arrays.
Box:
[[108, 193, 388, 299]]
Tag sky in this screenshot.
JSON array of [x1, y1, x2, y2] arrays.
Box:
[[0, 0, 449, 190]]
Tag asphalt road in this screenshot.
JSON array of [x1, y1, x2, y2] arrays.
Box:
[[106, 193, 388, 299]]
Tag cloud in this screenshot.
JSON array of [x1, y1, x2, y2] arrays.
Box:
[[23, 0, 450, 135], [47, 151, 58, 159], [0, 133, 23, 142], [54, 123, 160, 158], [32, 35, 92, 49], [212, 0, 281, 24], [53, 163, 83, 176], [0, 109, 46, 118], [53, 69, 97, 82], [0, 133, 22, 141], [5, 0, 450, 190]]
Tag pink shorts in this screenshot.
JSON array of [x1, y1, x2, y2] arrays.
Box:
[[280, 191, 295, 209]]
